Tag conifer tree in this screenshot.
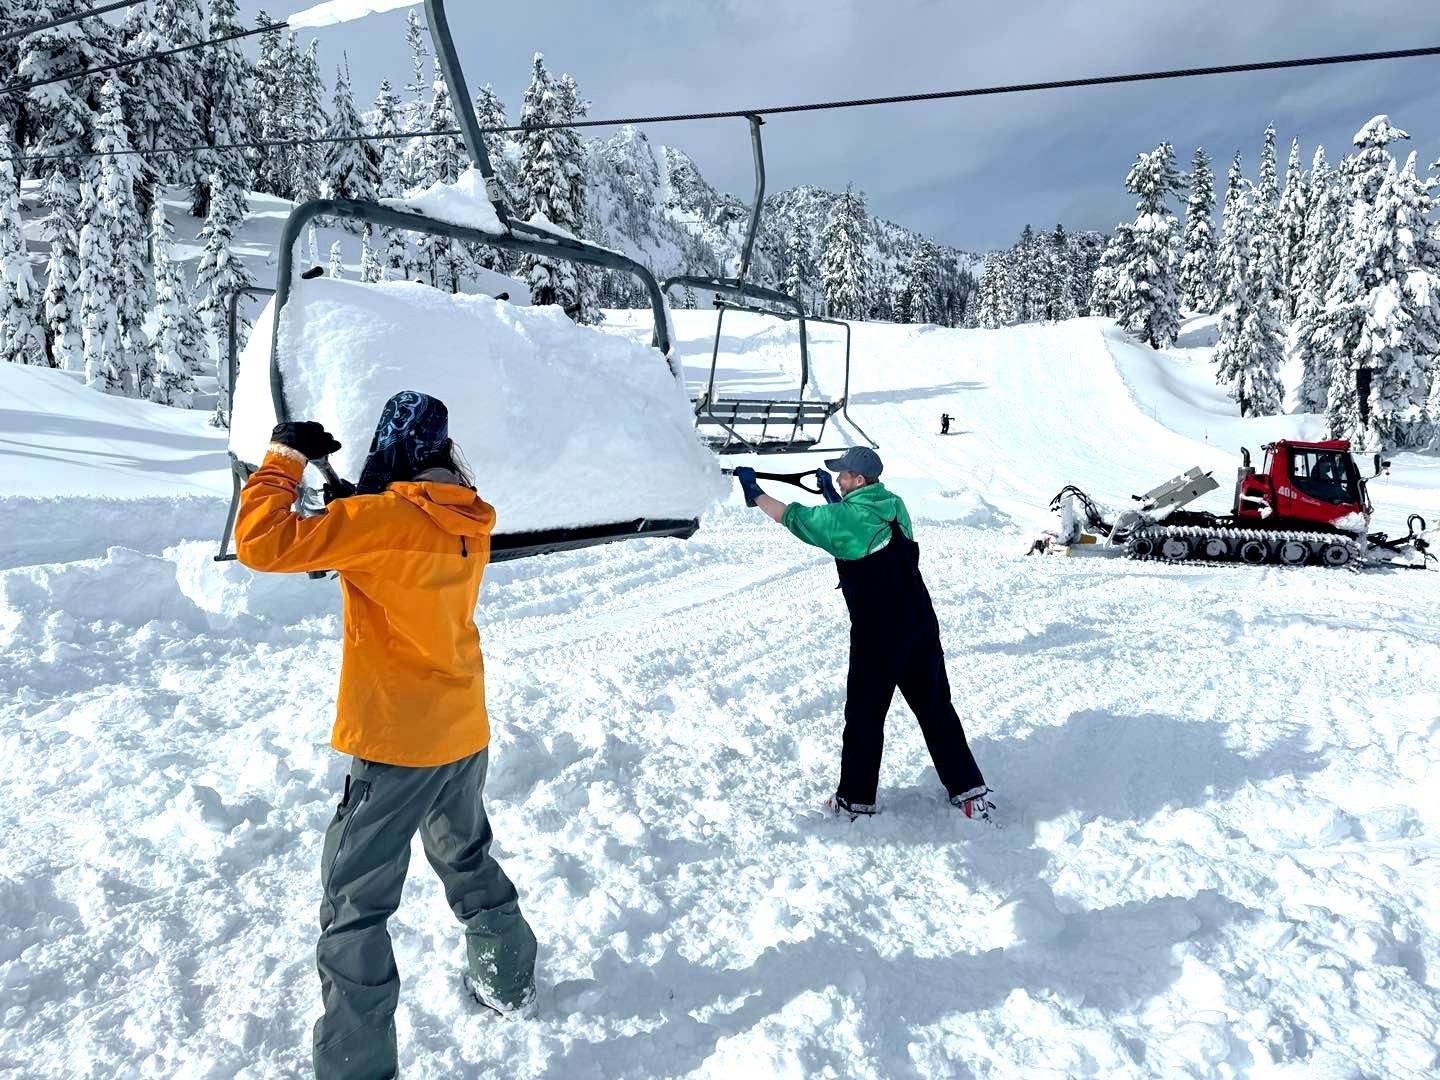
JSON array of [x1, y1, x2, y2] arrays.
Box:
[[93, 79, 151, 396], [328, 240, 344, 279], [324, 63, 381, 209], [1276, 138, 1310, 320], [1313, 116, 1414, 443], [1043, 224, 1078, 321], [782, 222, 813, 309], [372, 79, 406, 196], [42, 168, 84, 370], [517, 54, 585, 314], [1088, 228, 1130, 318], [291, 38, 330, 202], [193, 0, 254, 219], [473, 82, 520, 210], [403, 9, 429, 126], [904, 239, 942, 324], [0, 144, 45, 366], [1214, 181, 1284, 416], [194, 186, 256, 352], [417, 58, 463, 291], [1178, 147, 1218, 312], [148, 201, 197, 406], [1255, 123, 1282, 299], [1115, 143, 1185, 347], [360, 226, 383, 283], [819, 185, 869, 318], [144, 0, 207, 196], [1291, 147, 1341, 414], [78, 184, 124, 393], [252, 13, 291, 196], [17, 0, 117, 163]]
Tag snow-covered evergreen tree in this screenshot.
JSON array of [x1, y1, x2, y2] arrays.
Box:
[[416, 58, 464, 291], [193, 186, 255, 352], [360, 227, 382, 283], [148, 201, 196, 406], [372, 79, 406, 195], [1178, 147, 1218, 313], [93, 79, 151, 396], [0, 143, 45, 366], [324, 63, 381, 209], [902, 239, 942, 324], [328, 240, 344, 280], [143, 0, 207, 196], [78, 183, 124, 393], [1115, 143, 1185, 347], [1088, 228, 1129, 318], [17, 0, 117, 163], [291, 38, 330, 203], [1276, 138, 1310, 320], [1313, 116, 1419, 444], [1042, 224, 1078, 321], [1214, 181, 1285, 416], [251, 13, 292, 197], [820, 185, 869, 318], [517, 54, 587, 314], [1290, 147, 1341, 414], [403, 9, 429, 127], [192, 0, 254, 219], [42, 168, 83, 370], [781, 222, 813, 309]]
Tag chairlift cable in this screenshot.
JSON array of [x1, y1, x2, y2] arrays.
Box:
[[0, 20, 286, 99], [16, 42, 1440, 168], [0, 0, 142, 45]]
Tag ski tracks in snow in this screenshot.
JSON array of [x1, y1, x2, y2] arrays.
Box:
[[2, 517, 1439, 1077]]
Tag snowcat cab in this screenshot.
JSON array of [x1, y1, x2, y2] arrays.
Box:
[[216, 0, 705, 567], [1233, 439, 1372, 532], [666, 116, 875, 456]]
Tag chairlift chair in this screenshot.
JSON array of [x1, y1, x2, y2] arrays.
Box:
[[214, 0, 699, 567], [664, 115, 875, 456]]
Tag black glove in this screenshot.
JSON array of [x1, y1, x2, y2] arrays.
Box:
[[323, 476, 357, 504], [816, 469, 841, 504], [735, 466, 764, 507], [271, 421, 342, 461]]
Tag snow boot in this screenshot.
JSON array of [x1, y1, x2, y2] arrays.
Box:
[[826, 793, 878, 822], [950, 786, 995, 823]]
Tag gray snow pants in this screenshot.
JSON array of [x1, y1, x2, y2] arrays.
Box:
[[312, 748, 536, 1080]]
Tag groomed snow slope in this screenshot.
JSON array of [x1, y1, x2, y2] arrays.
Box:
[[2, 313, 1439, 1078]]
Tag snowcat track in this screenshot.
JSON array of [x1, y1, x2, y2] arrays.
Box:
[[1125, 525, 1366, 571]]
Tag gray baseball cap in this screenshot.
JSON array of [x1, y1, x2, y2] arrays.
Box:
[[823, 446, 883, 480]]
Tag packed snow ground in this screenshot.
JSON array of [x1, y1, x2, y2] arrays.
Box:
[[2, 312, 1439, 1078]]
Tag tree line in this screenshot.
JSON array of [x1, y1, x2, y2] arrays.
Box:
[[1082, 119, 1438, 451], [0, 3, 606, 412]]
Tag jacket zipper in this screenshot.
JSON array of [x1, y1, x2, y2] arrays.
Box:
[[461, 536, 469, 558]]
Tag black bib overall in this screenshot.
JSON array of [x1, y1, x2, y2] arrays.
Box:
[[832, 519, 985, 805]]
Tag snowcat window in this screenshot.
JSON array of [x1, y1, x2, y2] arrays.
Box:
[[1290, 450, 1353, 504]]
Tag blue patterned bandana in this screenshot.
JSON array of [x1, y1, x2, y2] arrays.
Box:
[[356, 390, 450, 494]]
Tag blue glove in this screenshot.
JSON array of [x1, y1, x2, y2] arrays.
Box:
[[735, 467, 763, 507], [816, 469, 841, 504]]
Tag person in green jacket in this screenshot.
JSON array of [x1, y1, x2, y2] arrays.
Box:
[[735, 448, 992, 821]]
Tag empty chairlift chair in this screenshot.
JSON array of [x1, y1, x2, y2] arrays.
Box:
[[215, 0, 705, 567], [664, 116, 876, 456]]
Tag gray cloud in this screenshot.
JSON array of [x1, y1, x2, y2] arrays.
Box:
[[243, 0, 1440, 249]]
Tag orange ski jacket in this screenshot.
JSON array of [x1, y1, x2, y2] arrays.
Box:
[[235, 447, 496, 767]]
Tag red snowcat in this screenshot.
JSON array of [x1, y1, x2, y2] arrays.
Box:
[[1038, 439, 1432, 569]]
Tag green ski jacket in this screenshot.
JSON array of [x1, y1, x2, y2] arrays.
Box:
[[780, 482, 915, 561]]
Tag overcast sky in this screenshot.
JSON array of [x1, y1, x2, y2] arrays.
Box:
[[241, 0, 1440, 250]]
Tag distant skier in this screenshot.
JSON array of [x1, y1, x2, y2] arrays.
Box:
[[940, 413, 952, 435], [735, 448, 993, 822], [235, 391, 538, 1078]]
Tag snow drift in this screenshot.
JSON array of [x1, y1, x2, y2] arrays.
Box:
[[229, 279, 727, 533]]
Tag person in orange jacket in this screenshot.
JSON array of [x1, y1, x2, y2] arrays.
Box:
[[235, 390, 536, 1080]]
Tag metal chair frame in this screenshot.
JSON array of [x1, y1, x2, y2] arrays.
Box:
[[214, 0, 698, 565]]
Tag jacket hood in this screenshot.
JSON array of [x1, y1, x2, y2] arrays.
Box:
[[388, 479, 495, 538]]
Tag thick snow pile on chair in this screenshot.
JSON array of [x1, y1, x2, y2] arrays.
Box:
[[229, 278, 726, 533]]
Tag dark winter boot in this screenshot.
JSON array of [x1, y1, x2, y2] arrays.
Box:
[[950, 786, 995, 823], [826, 793, 878, 821]]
